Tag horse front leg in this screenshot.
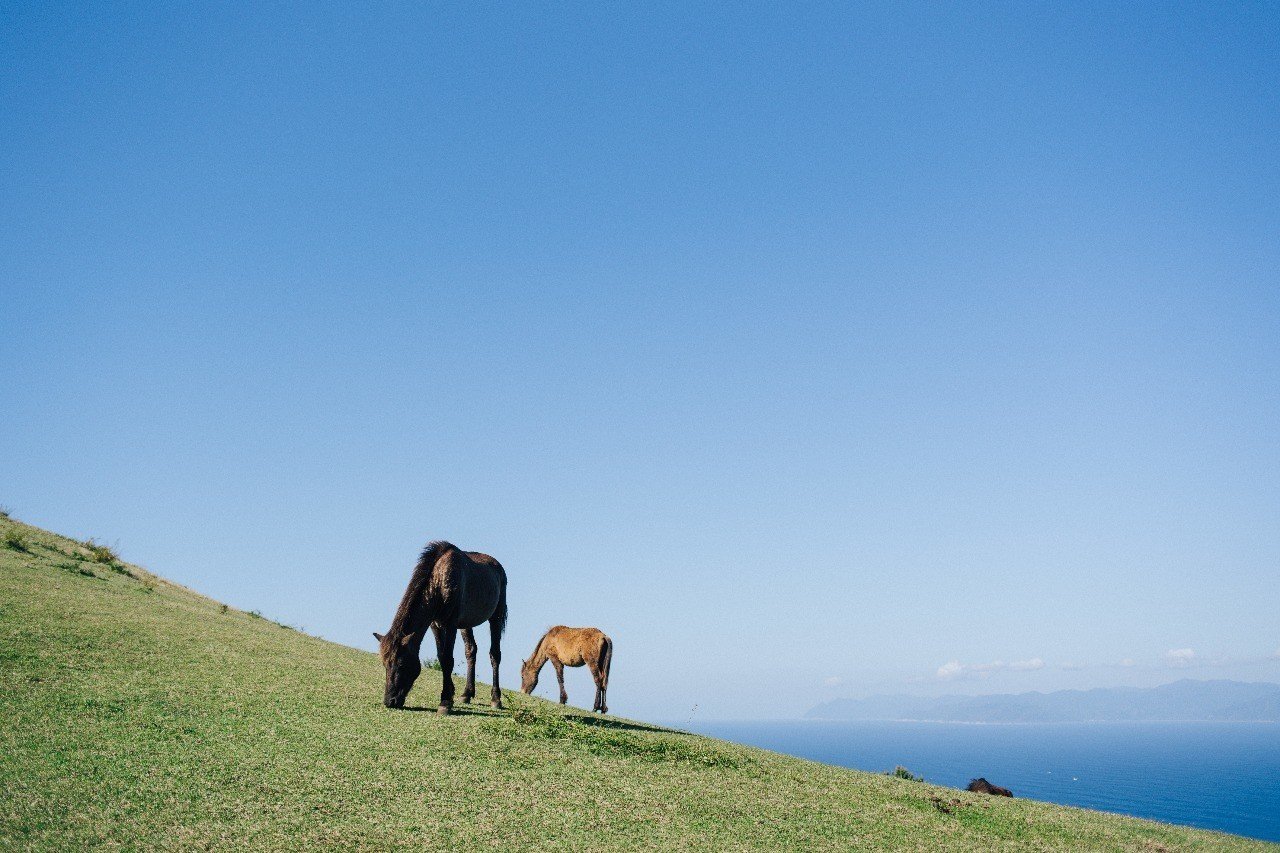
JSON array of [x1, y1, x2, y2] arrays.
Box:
[[459, 628, 478, 704], [435, 625, 458, 715], [552, 659, 567, 704]]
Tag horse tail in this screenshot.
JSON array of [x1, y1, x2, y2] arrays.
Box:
[[599, 635, 612, 690], [493, 579, 508, 637]]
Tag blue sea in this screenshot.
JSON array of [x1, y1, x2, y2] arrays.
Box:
[[680, 720, 1280, 843]]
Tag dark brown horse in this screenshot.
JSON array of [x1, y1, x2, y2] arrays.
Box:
[[967, 778, 1013, 797], [520, 626, 612, 713], [374, 541, 507, 714]]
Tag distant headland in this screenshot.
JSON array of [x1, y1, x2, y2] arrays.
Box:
[[807, 679, 1280, 723]]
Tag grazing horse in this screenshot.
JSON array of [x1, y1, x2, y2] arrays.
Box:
[[374, 541, 507, 714], [967, 778, 1013, 797], [520, 626, 612, 713]]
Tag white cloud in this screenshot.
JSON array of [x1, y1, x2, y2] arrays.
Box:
[[936, 657, 1043, 680], [1119, 658, 1135, 667], [969, 661, 1006, 675], [1166, 648, 1196, 667], [823, 676, 843, 687]]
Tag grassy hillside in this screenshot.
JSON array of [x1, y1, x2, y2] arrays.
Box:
[[0, 515, 1270, 851]]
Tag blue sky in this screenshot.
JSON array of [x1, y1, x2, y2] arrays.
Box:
[[3, 2, 1278, 720]]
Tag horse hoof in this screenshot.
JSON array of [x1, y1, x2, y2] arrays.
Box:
[[491, 700, 503, 710], [437, 704, 451, 716], [460, 696, 473, 704]]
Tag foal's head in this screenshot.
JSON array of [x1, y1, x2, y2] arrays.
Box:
[[520, 658, 539, 694], [373, 631, 420, 709]]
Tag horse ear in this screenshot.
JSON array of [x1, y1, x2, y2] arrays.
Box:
[[373, 632, 384, 643], [399, 631, 418, 647]]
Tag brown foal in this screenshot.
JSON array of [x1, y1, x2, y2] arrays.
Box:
[[520, 626, 613, 713]]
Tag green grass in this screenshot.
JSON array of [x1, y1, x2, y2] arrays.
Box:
[[0, 516, 1271, 851], [3, 528, 28, 552]]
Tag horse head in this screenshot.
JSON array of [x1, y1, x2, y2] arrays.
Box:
[[520, 658, 539, 693], [374, 630, 421, 708]]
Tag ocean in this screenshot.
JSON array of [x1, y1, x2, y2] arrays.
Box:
[[679, 720, 1280, 843]]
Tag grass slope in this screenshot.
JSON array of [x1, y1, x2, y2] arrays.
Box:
[[0, 515, 1270, 851]]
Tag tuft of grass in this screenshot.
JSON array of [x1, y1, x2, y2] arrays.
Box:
[[0, 505, 10, 518], [888, 765, 926, 782], [84, 539, 119, 565], [219, 604, 229, 614], [3, 529, 28, 552]]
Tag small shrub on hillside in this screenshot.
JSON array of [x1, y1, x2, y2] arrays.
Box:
[[4, 529, 28, 552], [887, 766, 925, 782], [0, 505, 11, 518], [423, 657, 443, 671], [84, 539, 119, 565], [249, 610, 263, 619], [510, 703, 574, 738], [220, 604, 229, 614]]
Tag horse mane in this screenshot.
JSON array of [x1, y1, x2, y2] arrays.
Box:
[[417, 540, 454, 571], [382, 541, 455, 658], [524, 627, 557, 669]]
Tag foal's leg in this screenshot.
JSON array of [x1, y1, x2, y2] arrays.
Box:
[[435, 625, 458, 715], [459, 628, 478, 704], [551, 659, 567, 704], [586, 659, 603, 712], [598, 639, 610, 715], [488, 616, 504, 709]]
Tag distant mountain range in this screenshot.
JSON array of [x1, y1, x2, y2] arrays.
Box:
[[806, 679, 1280, 723]]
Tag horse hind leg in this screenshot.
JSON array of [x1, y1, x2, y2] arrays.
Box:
[[586, 658, 604, 713], [596, 637, 611, 714], [459, 628, 478, 704], [487, 611, 504, 710]]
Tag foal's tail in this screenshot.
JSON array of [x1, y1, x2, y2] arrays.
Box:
[[599, 636, 612, 691]]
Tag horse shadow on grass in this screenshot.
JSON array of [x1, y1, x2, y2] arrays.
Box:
[[401, 704, 505, 717], [558, 713, 671, 734], [397, 705, 673, 734]]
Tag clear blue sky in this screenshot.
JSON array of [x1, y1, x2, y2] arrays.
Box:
[[3, 2, 1277, 720]]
